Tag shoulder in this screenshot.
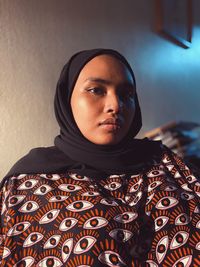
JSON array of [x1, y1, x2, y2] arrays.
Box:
[[155, 145, 200, 186], [1, 147, 55, 186], [1, 146, 73, 190], [4, 146, 66, 179], [147, 144, 191, 175]]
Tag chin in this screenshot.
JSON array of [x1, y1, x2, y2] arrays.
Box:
[[91, 136, 123, 146]]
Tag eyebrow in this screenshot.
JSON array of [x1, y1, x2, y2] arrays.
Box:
[[84, 77, 135, 88], [84, 77, 111, 85]]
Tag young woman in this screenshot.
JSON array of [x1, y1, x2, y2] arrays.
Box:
[[0, 49, 199, 266]]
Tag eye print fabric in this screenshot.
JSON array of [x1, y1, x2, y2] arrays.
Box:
[[0, 149, 199, 266]]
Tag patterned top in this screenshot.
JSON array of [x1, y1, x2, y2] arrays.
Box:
[[0, 148, 199, 267]]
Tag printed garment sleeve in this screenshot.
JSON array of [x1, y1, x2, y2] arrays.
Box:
[[143, 148, 200, 266], [0, 177, 11, 263]]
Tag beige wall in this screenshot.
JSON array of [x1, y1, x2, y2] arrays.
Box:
[[1, 0, 200, 178]]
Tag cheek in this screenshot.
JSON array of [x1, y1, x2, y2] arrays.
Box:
[[72, 97, 100, 128], [124, 99, 136, 122]]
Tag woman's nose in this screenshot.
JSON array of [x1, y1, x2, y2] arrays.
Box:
[[104, 93, 123, 114]]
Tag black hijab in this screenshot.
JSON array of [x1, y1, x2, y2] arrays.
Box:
[[5, 49, 162, 179]]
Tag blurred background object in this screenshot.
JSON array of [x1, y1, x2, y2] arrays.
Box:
[[144, 121, 200, 171], [155, 0, 193, 48]]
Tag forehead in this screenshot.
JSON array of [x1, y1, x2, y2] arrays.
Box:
[[76, 54, 134, 84]]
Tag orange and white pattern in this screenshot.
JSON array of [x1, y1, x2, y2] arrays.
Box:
[[0, 149, 199, 266]]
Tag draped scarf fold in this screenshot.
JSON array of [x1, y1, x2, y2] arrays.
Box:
[[5, 48, 162, 180]]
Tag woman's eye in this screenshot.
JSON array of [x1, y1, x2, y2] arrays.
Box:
[[87, 87, 105, 95], [118, 85, 136, 101], [119, 90, 134, 100]]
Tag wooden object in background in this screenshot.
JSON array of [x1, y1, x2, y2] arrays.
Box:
[[155, 0, 193, 48]]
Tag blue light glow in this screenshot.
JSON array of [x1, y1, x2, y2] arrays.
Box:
[[143, 26, 200, 75]]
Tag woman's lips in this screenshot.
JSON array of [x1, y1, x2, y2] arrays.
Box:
[[100, 124, 121, 131], [99, 118, 122, 131]]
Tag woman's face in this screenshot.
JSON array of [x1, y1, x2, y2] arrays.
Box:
[[70, 55, 136, 145]]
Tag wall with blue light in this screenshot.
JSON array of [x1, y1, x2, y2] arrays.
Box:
[[0, 0, 199, 177], [131, 24, 200, 136], [123, 0, 200, 135]]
